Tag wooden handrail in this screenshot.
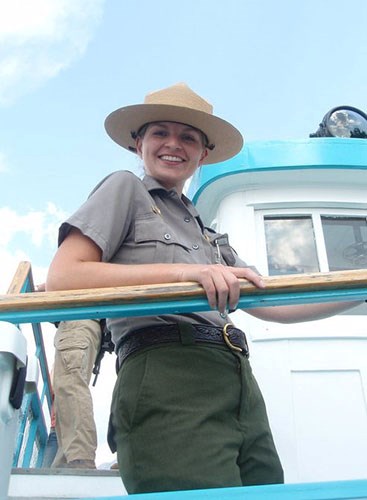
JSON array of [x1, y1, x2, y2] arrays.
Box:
[[6, 261, 34, 294], [1, 267, 367, 312]]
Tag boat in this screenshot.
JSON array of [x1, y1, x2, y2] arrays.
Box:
[[1, 133, 367, 500]]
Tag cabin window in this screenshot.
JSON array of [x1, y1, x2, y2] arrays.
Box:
[[262, 213, 367, 275], [321, 216, 367, 270], [264, 216, 319, 275], [256, 210, 367, 315]]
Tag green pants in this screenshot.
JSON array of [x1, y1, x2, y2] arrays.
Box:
[[110, 341, 283, 493]]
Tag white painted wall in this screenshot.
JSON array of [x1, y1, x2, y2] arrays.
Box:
[[212, 174, 367, 484]]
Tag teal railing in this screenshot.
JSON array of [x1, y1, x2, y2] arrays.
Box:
[[5, 262, 52, 468], [2, 262, 367, 499]]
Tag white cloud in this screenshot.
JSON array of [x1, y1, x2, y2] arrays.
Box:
[[0, 246, 30, 293], [0, 203, 68, 292], [0, 248, 51, 299], [0, 203, 68, 248], [1, 240, 52, 294], [0, 0, 105, 106]]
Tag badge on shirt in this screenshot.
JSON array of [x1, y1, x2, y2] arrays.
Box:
[[151, 205, 162, 216]]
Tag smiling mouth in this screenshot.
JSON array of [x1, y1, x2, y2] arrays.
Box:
[[159, 155, 184, 163]]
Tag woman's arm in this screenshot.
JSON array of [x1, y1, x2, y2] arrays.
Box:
[[48, 228, 360, 321], [246, 300, 361, 324], [46, 228, 265, 314]]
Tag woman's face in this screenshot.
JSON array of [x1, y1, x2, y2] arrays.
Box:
[[135, 121, 208, 193]]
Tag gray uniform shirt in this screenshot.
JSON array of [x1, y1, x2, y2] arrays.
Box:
[[59, 171, 250, 347]]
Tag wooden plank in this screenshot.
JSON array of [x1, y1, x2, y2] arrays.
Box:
[[1, 268, 367, 313], [3, 287, 367, 324], [6, 261, 34, 294], [1, 266, 367, 324]]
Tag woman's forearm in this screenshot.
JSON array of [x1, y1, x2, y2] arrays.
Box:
[[45, 228, 264, 313], [46, 260, 185, 291], [247, 300, 362, 324]]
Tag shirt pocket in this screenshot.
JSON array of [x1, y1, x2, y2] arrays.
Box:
[[134, 214, 191, 263]]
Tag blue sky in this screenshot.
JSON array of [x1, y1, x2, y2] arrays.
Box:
[[1, 0, 366, 466], [1, 0, 367, 290]]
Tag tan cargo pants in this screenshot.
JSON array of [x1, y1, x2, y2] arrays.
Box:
[[51, 319, 102, 466]]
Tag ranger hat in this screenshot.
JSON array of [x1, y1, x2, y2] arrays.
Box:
[[104, 82, 244, 164]]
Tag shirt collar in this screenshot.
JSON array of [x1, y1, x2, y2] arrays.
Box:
[[142, 175, 169, 193], [142, 175, 200, 218]]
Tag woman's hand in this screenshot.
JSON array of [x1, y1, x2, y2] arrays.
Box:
[[46, 228, 265, 315], [178, 264, 265, 314]]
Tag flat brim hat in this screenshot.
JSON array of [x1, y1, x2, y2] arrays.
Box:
[[104, 82, 244, 165]]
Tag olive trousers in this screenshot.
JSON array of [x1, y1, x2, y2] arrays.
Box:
[[110, 339, 283, 493]]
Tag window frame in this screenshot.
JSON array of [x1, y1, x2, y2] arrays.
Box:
[[254, 208, 367, 276]]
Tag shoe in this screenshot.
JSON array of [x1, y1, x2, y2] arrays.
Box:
[[110, 462, 119, 470], [59, 459, 96, 469]]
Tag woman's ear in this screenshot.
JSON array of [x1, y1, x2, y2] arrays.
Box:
[[199, 148, 208, 165], [135, 137, 143, 158]]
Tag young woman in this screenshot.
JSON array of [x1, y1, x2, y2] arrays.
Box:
[[47, 83, 358, 493]]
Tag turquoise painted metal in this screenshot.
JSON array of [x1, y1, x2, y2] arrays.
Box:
[[83, 478, 367, 500], [188, 138, 367, 203], [1, 286, 367, 325], [7, 273, 51, 468]]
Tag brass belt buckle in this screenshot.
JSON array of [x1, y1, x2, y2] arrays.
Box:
[[223, 323, 243, 353]]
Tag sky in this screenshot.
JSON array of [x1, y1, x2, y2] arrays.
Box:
[[1, 0, 366, 466]]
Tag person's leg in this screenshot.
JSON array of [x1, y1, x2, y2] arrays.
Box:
[[52, 320, 101, 467], [237, 356, 284, 486], [42, 427, 58, 467], [111, 342, 247, 493]]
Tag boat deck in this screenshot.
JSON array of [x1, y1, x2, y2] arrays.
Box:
[[7, 470, 367, 500], [8, 468, 125, 499]]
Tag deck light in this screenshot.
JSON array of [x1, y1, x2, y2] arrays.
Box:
[[309, 106, 367, 138]]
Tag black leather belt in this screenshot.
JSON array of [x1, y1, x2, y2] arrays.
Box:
[[116, 323, 249, 369]]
